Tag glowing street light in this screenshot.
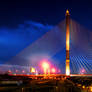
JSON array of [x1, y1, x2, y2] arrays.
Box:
[[42, 62, 50, 75], [82, 69, 85, 73], [82, 85, 85, 89], [31, 67, 35, 73], [42, 62, 49, 69], [58, 69, 61, 73], [8, 70, 12, 74], [51, 68, 56, 73], [89, 86, 92, 92], [80, 69, 85, 74], [16, 70, 18, 73], [35, 70, 38, 75], [30, 67, 36, 75], [48, 69, 50, 75], [22, 70, 25, 73]]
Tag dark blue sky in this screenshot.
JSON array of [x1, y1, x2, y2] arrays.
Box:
[[0, 0, 92, 29]]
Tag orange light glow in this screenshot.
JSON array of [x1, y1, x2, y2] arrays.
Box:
[[66, 69, 70, 75], [66, 29, 70, 50], [66, 60, 70, 75], [82, 85, 85, 89], [48, 69, 50, 75], [66, 9, 69, 15], [66, 9, 70, 76], [90, 86, 92, 92], [31, 67, 35, 73]]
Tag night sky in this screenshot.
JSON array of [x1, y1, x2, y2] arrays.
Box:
[[0, 0, 92, 29]]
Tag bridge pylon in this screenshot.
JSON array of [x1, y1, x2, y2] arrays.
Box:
[[66, 10, 70, 75]]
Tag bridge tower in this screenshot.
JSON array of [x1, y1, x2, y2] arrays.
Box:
[[66, 10, 70, 75]]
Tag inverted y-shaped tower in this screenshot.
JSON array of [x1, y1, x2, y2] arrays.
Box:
[[66, 10, 70, 75]]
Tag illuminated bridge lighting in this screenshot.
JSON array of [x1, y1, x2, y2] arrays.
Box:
[[42, 61, 50, 75], [31, 67, 35, 73], [90, 86, 92, 92], [51, 68, 56, 73]]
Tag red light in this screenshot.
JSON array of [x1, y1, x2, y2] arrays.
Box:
[[16, 70, 18, 73], [58, 69, 61, 73], [22, 70, 25, 73], [80, 69, 85, 74], [82, 69, 85, 73], [8, 70, 12, 73]]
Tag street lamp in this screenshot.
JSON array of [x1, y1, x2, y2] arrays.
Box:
[[42, 62, 49, 75]]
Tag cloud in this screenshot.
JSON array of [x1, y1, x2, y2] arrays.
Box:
[[0, 21, 53, 62]]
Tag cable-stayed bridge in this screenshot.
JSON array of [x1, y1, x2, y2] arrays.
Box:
[[0, 10, 92, 76]]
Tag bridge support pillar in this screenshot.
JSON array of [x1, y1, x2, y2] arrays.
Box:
[[66, 10, 70, 75]]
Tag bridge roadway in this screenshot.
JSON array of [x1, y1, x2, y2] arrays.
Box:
[[11, 74, 92, 77], [9, 74, 92, 80]]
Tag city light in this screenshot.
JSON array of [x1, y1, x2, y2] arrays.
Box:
[[15, 70, 18, 73], [66, 60, 70, 76], [35, 70, 38, 75], [31, 67, 35, 73], [42, 62, 49, 69], [66, 69, 70, 76], [51, 68, 56, 73], [22, 70, 25, 73], [58, 69, 61, 73], [41, 61, 50, 75], [89, 86, 92, 92], [66, 9, 69, 15], [80, 69, 85, 74], [81, 69, 85, 73], [48, 69, 50, 75], [82, 85, 85, 89], [8, 70, 12, 74]]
